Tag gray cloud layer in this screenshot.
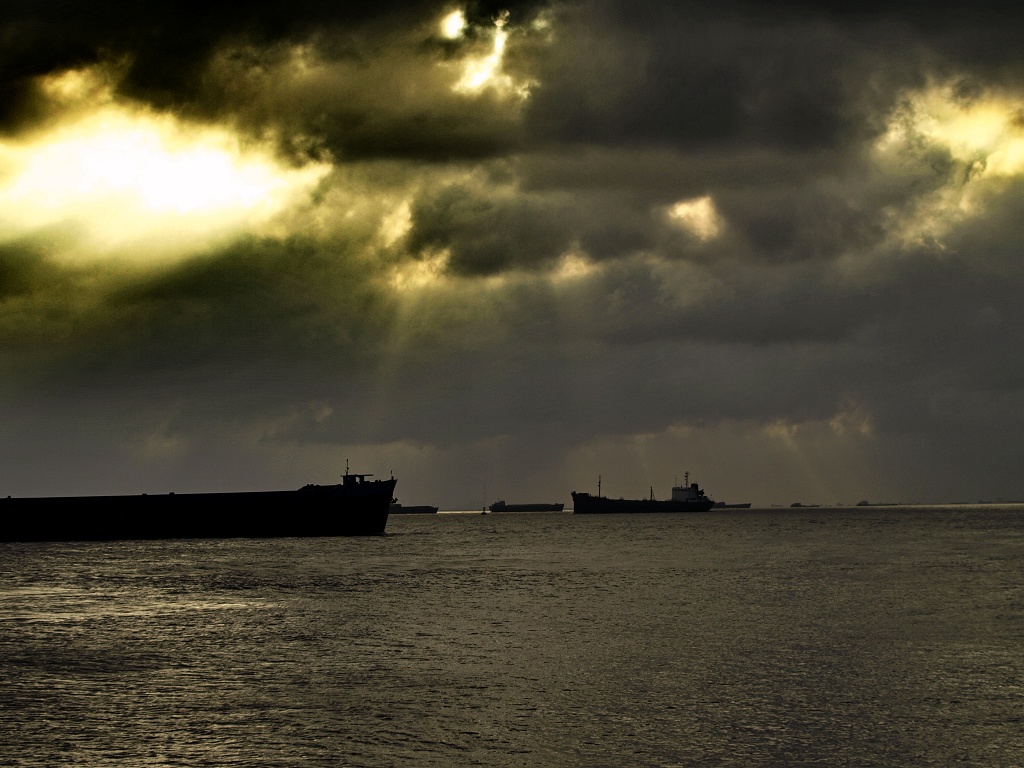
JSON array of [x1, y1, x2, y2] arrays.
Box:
[[1, 0, 1023, 505]]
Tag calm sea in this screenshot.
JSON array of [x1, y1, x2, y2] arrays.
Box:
[[1, 506, 1022, 767]]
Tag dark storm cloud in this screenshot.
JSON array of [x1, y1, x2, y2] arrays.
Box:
[[3, 235, 392, 390], [3, 0, 1024, 505], [514, 0, 1024, 223], [406, 180, 578, 274], [520, 1, 1012, 155], [525, 10, 863, 151], [3, 0, 1020, 157], [0, 0, 549, 159], [0, 1, 437, 102], [200, 40, 525, 163]]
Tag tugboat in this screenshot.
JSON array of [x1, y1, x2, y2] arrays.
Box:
[[0, 464, 396, 541], [571, 472, 714, 514]]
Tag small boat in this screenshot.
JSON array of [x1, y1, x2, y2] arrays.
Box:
[[488, 501, 565, 513], [713, 501, 752, 509]]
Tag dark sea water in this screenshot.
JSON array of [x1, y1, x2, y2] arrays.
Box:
[[1, 505, 1022, 767]]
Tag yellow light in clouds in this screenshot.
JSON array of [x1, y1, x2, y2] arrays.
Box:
[[881, 84, 1024, 177], [551, 251, 598, 281], [440, 9, 467, 38], [0, 104, 329, 262], [455, 27, 509, 93], [451, 9, 532, 99], [379, 200, 412, 247], [389, 249, 450, 292], [668, 196, 722, 241], [875, 83, 1024, 249], [41, 65, 117, 103]]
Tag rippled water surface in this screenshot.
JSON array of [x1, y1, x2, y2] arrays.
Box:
[[2, 506, 1023, 767]]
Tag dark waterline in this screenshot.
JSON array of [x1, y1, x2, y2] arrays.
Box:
[[2, 505, 1022, 767]]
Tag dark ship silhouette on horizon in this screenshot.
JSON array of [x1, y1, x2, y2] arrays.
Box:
[[0, 465, 395, 541], [488, 500, 565, 512], [571, 472, 715, 514], [390, 500, 439, 514]]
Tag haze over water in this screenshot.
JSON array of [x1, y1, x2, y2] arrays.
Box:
[[2, 505, 1022, 767]]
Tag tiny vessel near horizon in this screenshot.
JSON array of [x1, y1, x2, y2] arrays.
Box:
[[571, 473, 715, 514], [714, 501, 752, 509], [0, 469, 395, 542], [488, 501, 565, 513]]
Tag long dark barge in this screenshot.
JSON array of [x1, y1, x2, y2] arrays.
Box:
[[390, 503, 439, 514], [488, 501, 565, 513], [572, 473, 714, 514], [0, 471, 395, 541]]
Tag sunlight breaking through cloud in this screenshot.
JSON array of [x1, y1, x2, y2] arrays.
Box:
[[389, 249, 451, 291], [379, 200, 413, 247], [667, 195, 723, 241], [0, 67, 330, 263], [550, 250, 598, 282], [440, 9, 467, 39], [876, 82, 1024, 250], [450, 9, 534, 99], [882, 84, 1024, 176]]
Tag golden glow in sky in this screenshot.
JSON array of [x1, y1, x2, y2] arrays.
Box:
[[440, 9, 467, 39], [0, 72, 330, 263], [389, 249, 450, 292], [668, 196, 723, 241], [551, 251, 598, 282], [882, 84, 1024, 176], [379, 200, 413, 247], [877, 83, 1024, 249], [449, 8, 533, 99]]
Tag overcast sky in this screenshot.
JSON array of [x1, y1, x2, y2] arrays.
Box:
[[1, 0, 1022, 507]]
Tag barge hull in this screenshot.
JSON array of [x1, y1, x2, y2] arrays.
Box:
[[0, 478, 395, 541]]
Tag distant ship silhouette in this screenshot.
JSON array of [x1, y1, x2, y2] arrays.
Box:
[[572, 473, 714, 514], [488, 501, 564, 512], [390, 501, 439, 514]]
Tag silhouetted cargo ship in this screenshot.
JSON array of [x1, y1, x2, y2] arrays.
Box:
[[390, 503, 439, 514], [488, 501, 565, 512], [0, 470, 395, 542], [572, 473, 714, 514]]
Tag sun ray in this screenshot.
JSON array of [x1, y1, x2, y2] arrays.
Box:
[[449, 9, 534, 99]]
